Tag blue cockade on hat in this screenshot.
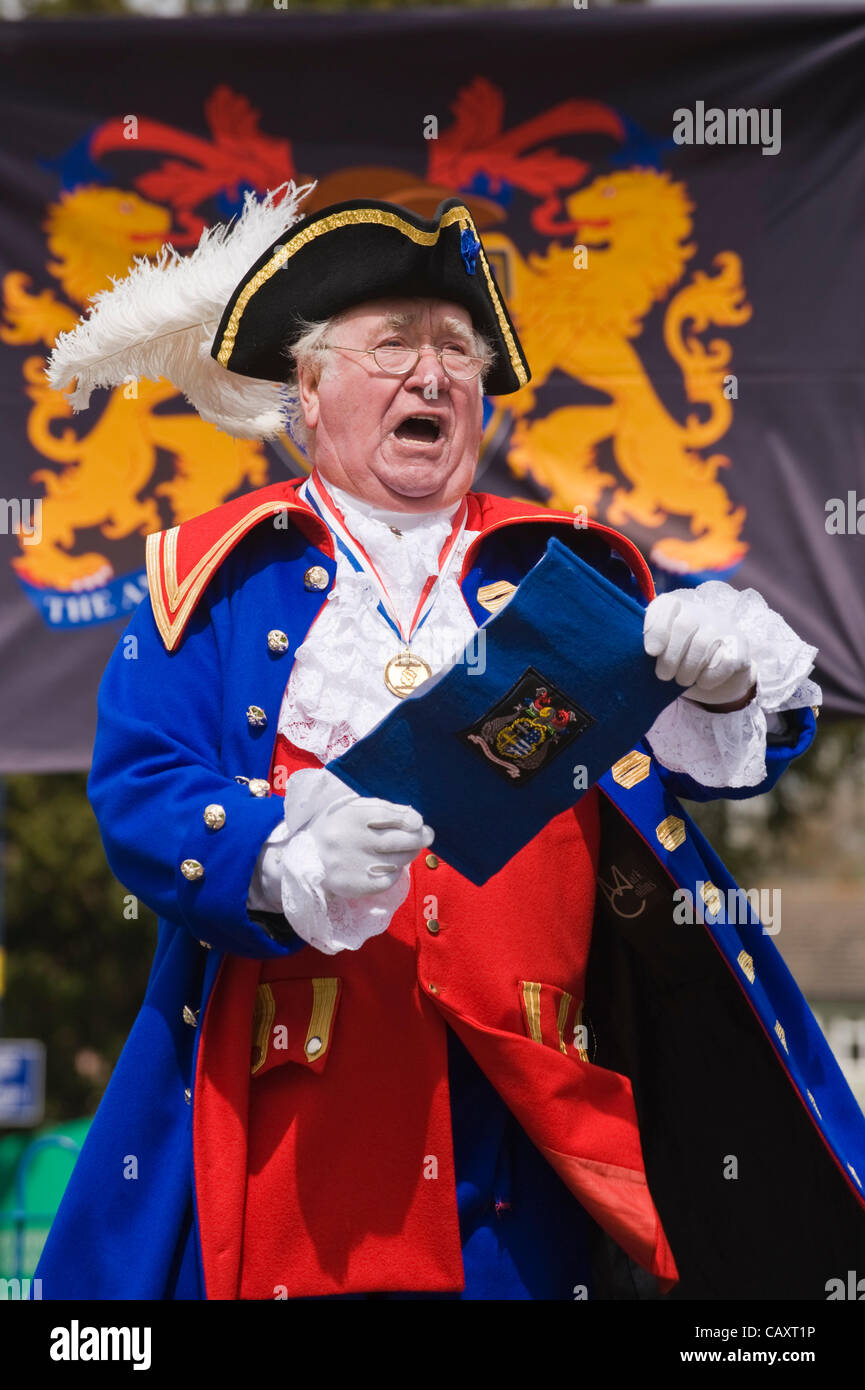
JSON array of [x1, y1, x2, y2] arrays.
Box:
[[460, 227, 481, 275]]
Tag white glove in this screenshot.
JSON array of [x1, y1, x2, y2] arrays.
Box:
[[308, 792, 434, 899], [248, 768, 434, 955], [644, 591, 757, 707]]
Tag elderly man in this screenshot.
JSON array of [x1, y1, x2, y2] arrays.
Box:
[[37, 195, 865, 1301]]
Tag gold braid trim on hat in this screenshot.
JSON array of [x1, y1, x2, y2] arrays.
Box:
[[214, 205, 528, 389]]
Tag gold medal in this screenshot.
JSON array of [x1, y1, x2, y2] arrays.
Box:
[[384, 650, 432, 698], [304, 478, 468, 703]]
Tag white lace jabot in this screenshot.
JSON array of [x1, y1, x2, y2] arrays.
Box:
[[279, 479, 478, 765], [253, 479, 481, 953]]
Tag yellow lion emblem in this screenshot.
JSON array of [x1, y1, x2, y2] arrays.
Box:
[[3, 166, 750, 588], [486, 168, 752, 572], [1, 186, 269, 591]]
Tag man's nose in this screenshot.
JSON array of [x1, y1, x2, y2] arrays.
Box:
[[404, 346, 450, 392]]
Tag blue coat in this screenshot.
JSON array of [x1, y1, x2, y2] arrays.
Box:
[[35, 487, 865, 1299]]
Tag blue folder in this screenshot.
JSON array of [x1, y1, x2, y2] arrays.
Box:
[[328, 536, 685, 884]]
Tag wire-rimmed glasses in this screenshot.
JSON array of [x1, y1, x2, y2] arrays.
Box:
[[321, 343, 486, 381]]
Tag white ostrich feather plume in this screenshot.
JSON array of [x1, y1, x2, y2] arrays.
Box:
[[45, 180, 316, 440]]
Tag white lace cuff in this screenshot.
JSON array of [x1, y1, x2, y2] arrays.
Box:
[[246, 765, 409, 954], [247, 820, 293, 914], [246, 766, 348, 914], [279, 827, 410, 957], [645, 581, 822, 789]]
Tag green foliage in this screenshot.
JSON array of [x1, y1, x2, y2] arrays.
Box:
[[3, 773, 157, 1124]]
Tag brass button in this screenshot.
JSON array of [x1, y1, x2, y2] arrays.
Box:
[[184, 1088, 192, 1105], [199, 939, 212, 950], [246, 705, 267, 728], [426, 918, 441, 936], [425, 853, 439, 869], [306, 1036, 323, 1056], [700, 881, 721, 917], [428, 982, 439, 995], [655, 815, 686, 852], [248, 778, 270, 798], [610, 750, 651, 789], [203, 803, 226, 830], [181, 859, 204, 881], [267, 629, 289, 653], [182, 1005, 199, 1028], [477, 579, 517, 615], [303, 565, 329, 592]]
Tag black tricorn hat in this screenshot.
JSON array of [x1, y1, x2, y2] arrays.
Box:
[[211, 196, 530, 397]]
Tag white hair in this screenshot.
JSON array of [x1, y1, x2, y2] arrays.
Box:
[[281, 316, 332, 453], [281, 308, 497, 456]]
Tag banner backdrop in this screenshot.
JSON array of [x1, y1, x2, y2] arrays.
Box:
[[1, 6, 864, 770]]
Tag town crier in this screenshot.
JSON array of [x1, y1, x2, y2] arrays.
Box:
[[37, 189, 865, 1300]]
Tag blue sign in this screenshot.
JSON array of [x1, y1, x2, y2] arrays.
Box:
[[0, 1040, 46, 1127]]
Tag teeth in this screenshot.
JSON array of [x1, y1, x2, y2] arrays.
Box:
[[396, 416, 441, 441]]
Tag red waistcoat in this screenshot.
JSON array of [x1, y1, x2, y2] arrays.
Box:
[[193, 735, 678, 1300]]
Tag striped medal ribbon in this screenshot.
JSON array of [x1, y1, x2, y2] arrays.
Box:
[[303, 473, 468, 697]]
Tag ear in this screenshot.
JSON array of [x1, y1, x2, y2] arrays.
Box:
[[298, 361, 321, 431]]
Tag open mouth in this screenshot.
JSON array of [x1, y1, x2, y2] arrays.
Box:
[[394, 416, 442, 443]]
